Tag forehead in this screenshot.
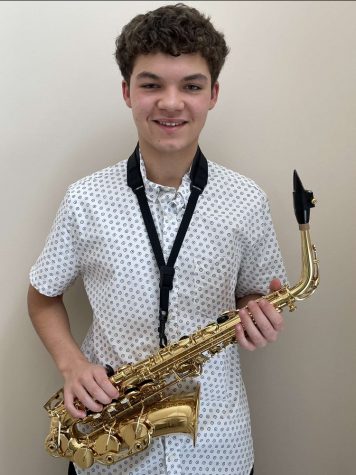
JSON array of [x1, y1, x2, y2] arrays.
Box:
[[131, 52, 211, 82]]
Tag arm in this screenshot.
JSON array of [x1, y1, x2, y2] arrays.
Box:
[[27, 285, 118, 418], [235, 278, 284, 351]]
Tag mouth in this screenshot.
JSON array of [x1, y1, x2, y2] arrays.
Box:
[[153, 119, 188, 129]]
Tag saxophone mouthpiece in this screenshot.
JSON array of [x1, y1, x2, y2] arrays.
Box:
[[293, 170, 315, 225]]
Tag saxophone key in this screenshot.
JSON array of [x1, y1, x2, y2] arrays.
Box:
[[103, 402, 120, 418], [137, 379, 156, 392], [179, 335, 189, 341], [44, 434, 61, 457], [93, 433, 120, 455], [58, 433, 70, 455], [44, 389, 65, 414], [68, 438, 95, 468], [119, 421, 151, 450], [204, 323, 219, 334], [216, 315, 229, 324], [72, 446, 95, 469], [123, 386, 141, 401], [96, 451, 121, 465]]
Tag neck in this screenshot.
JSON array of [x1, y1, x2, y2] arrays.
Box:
[[139, 142, 198, 189]]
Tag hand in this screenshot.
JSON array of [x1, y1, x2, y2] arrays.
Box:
[[62, 358, 119, 419], [235, 278, 284, 351]]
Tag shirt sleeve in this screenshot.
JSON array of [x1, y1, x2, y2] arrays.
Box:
[[29, 187, 81, 297], [235, 193, 288, 298]]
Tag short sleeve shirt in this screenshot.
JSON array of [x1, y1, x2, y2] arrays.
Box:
[[30, 154, 287, 475]]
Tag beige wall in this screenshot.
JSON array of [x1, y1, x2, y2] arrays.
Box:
[[1, 1, 355, 474]]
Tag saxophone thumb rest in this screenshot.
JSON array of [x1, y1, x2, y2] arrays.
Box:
[[43, 170, 319, 468]]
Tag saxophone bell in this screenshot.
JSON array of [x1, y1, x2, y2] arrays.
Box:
[[147, 385, 200, 446]]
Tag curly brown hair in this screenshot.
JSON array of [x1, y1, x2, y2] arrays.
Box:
[[114, 3, 229, 87]]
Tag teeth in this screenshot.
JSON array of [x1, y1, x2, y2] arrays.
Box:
[[158, 121, 183, 127]]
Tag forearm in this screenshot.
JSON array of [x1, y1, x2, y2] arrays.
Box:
[[27, 284, 87, 375], [28, 284, 119, 417]]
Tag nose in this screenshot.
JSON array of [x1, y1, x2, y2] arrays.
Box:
[[157, 87, 184, 112]]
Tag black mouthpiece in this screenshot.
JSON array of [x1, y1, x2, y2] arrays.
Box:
[[293, 170, 315, 225]]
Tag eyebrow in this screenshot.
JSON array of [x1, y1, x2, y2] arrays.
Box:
[[135, 71, 208, 83], [182, 74, 208, 83], [136, 72, 160, 81]]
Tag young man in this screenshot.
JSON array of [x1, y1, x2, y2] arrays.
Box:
[[28, 4, 287, 475]]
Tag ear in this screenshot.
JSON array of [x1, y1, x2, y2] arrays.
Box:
[[209, 81, 219, 110], [122, 80, 132, 108]]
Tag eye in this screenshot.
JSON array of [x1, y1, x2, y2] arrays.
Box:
[[185, 84, 202, 91], [141, 83, 160, 89]]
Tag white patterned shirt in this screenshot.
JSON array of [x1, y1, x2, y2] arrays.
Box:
[[30, 152, 287, 475]]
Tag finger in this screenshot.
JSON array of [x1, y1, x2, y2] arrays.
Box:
[[74, 384, 104, 413], [269, 278, 282, 292], [258, 299, 284, 332], [82, 377, 113, 406], [239, 307, 267, 348], [93, 368, 119, 399], [248, 300, 279, 343], [235, 323, 256, 351], [63, 387, 87, 419]]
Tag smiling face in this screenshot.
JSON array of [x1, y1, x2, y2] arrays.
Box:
[[122, 53, 219, 160]]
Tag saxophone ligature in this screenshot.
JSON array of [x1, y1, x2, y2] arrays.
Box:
[[44, 171, 319, 469]]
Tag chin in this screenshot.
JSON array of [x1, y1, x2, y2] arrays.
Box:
[[154, 140, 195, 155]]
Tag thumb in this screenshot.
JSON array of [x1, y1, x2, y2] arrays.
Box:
[[269, 278, 282, 292]]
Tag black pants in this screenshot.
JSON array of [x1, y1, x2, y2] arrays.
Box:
[[68, 462, 254, 474]]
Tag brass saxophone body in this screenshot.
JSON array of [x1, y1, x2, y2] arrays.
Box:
[[44, 171, 319, 469]]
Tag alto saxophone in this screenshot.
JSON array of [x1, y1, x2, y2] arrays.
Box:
[[44, 171, 319, 469]]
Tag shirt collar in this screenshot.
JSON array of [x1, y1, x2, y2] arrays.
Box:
[[139, 152, 191, 210]]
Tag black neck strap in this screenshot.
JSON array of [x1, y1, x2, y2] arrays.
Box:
[[127, 144, 208, 347]]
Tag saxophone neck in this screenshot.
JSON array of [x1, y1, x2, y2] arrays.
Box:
[[288, 172, 319, 301], [264, 172, 319, 313], [289, 225, 319, 300]]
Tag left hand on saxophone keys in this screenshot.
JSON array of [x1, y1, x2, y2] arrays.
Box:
[[235, 278, 284, 351]]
